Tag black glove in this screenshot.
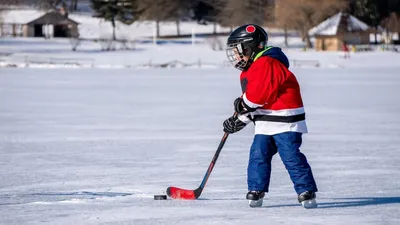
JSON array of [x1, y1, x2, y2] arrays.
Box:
[[233, 97, 257, 114], [223, 116, 247, 134]]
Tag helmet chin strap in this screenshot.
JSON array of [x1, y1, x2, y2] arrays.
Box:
[[241, 51, 256, 71]]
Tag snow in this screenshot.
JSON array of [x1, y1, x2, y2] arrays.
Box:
[[308, 12, 370, 36], [0, 9, 44, 24], [1, 38, 399, 69], [0, 9, 232, 40], [1, 10, 400, 223], [1, 54, 400, 224]]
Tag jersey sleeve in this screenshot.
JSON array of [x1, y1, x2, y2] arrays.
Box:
[[243, 58, 286, 107]]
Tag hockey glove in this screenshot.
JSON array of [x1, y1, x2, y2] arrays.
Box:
[[223, 116, 247, 134], [233, 97, 257, 114]]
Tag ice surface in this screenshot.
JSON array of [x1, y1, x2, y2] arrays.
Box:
[[1, 65, 400, 224]]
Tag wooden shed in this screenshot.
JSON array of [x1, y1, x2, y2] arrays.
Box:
[[309, 12, 373, 51], [0, 10, 79, 38], [24, 12, 79, 38]]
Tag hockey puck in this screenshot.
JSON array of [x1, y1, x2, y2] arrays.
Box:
[[154, 195, 167, 200]]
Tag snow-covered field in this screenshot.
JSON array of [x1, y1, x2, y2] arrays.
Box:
[[1, 37, 399, 69], [0, 9, 233, 40], [1, 62, 400, 224]]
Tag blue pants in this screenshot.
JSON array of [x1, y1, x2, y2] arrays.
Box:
[[247, 132, 318, 195]]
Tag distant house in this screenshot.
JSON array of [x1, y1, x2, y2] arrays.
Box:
[[308, 12, 374, 51], [0, 10, 79, 38]]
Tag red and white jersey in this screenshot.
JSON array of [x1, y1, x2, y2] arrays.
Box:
[[239, 55, 307, 135]]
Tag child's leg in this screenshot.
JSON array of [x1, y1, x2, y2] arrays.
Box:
[[247, 134, 278, 192], [273, 132, 318, 195]]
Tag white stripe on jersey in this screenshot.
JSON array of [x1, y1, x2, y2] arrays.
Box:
[[243, 93, 264, 108], [252, 107, 305, 116], [254, 120, 308, 135]]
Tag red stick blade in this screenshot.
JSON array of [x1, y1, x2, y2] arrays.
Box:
[[166, 187, 196, 200]]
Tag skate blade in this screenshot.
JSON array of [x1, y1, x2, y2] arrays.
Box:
[[249, 199, 263, 208], [301, 198, 317, 209]]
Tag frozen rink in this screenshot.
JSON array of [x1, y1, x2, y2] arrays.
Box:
[[0, 66, 400, 224]]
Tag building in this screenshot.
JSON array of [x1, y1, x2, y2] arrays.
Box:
[[0, 10, 79, 38], [308, 12, 373, 51]]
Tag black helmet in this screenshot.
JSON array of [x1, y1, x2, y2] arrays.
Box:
[[226, 24, 268, 71]]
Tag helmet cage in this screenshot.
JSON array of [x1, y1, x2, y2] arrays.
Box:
[[226, 38, 254, 71]]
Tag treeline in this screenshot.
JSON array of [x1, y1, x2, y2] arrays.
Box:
[[85, 0, 400, 45], [2, 0, 400, 44]]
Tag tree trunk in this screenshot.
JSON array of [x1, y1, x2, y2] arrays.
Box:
[[156, 20, 160, 38], [374, 25, 378, 44], [73, 0, 78, 11], [12, 24, 16, 37], [69, 0, 78, 11], [111, 18, 116, 40], [284, 27, 288, 47], [301, 27, 312, 49], [385, 27, 391, 44], [213, 22, 217, 34], [305, 34, 312, 49], [176, 20, 180, 36]]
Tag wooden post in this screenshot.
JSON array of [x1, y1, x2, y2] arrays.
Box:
[[192, 28, 195, 46], [12, 24, 16, 37]]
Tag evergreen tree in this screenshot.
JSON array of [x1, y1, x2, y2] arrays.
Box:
[[91, 0, 139, 40], [389, 0, 400, 14], [349, 0, 391, 43]]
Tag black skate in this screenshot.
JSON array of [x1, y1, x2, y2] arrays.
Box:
[[246, 191, 265, 208], [298, 191, 317, 209]]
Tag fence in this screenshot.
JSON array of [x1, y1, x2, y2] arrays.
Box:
[[0, 55, 321, 69], [352, 44, 400, 52], [291, 59, 320, 68]]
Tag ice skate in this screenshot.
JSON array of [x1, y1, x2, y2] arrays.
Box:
[[298, 191, 317, 209], [247, 191, 265, 208]]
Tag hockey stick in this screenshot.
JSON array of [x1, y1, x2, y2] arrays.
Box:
[[166, 113, 237, 200]]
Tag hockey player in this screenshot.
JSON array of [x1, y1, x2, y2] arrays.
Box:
[[222, 24, 318, 208]]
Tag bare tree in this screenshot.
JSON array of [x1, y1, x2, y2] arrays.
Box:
[[138, 0, 191, 37], [276, 0, 347, 48], [137, 0, 165, 37], [166, 0, 191, 36], [38, 0, 63, 10], [218, 0, 270, 27], [91, 0, 142, 41], [0, 0, 24, 7], [381, 12, 400, 44], [197, 0, 227, 34], [69, 0, 79, 11], [274, 0, 293, 47], [0, 8, 3, 37]]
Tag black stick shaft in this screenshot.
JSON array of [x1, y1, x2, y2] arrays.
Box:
[[198, 132, 229, 190], [195, 112, 237, 197]]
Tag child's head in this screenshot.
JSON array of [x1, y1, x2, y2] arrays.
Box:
[[226, 24, 268, 71]]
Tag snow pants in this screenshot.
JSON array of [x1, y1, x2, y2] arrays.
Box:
[[247, 132, 318, 195]]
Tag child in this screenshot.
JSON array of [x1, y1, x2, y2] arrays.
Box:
[[222, 24, 318, 208]]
